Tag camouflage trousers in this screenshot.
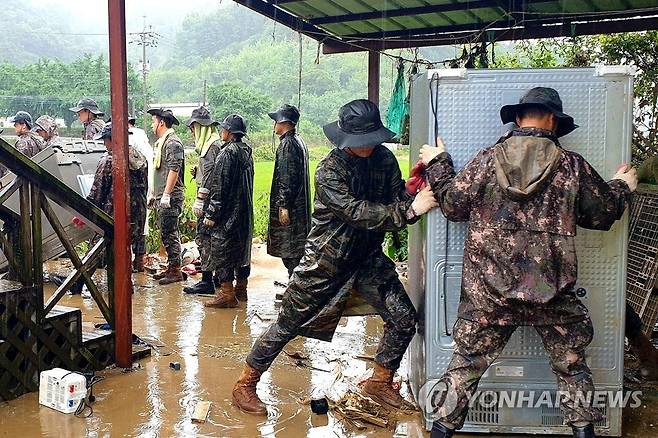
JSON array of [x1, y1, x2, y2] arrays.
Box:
[[196, 233, 251, 282], [196, 232, 213, 272], [246, 271, 417, 373], [434, 317, 602, 429], [157, 203, 182, 266], [131, 192, 147, 256]]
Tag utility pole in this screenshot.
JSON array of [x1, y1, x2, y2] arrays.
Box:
[[203, 80, 207, 107], [129, 17, 160, 131]]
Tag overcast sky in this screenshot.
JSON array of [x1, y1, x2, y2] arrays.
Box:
[[37, 0, 218, 35]]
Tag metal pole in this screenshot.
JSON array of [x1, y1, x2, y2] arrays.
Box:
[[143, 40, 148, 131], [108, 0, 133, 369], [368, 50, 380, 106]]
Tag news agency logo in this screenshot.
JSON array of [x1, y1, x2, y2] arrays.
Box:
[[418, 379, 643, 422]]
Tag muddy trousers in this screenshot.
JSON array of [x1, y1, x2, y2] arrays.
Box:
[[131, 192, 147, 257], [433, 317, 602, 429], [157, 203, 182, 266], [282, 257, 301, 277], [246, 273, 417, 373]]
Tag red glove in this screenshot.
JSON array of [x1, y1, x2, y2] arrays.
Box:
[[405, 160, 428, 195], [72, 216, 86, 227]]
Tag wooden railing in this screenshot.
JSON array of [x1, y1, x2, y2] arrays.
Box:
[[0, 138, 115, 326]]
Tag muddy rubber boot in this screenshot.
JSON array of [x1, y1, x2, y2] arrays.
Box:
[[572, 423, 595, 438], [361, 363, 404, 408], [183, 271, 215, 294], [430, 422, 455, 438], [132, 255, 145, 273], [158, 265, 184, 285], [204, 282, 238, 308], [232, 364, 267, 416], [235, 278, 248, 302], [629, 331, 658, 380]]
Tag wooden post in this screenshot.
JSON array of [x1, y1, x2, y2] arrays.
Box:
[[368, 50, 380, 106], [18, 181, 32, 286], [30, 185, 43, 317], [108, 0, 132, 368]]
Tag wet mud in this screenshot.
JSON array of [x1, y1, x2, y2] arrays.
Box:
[[0, 244, 657, 437]]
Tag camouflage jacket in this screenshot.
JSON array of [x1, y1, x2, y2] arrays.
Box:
[[87, 147, 148, 216], [82, 118, 105, 141], [88, 152, 114, 215], [290, 145, 417, 340], [153, 131, 185, 202], [425, 128, 632, 326], [204, 140, 254, 267], [45, 135, 63, 149], [15, 131, 45, 158], [267, 130, 311, 259]]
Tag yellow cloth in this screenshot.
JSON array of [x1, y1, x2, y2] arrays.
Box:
[[194, 124, 220, 157], [153, 128, 175, 169]]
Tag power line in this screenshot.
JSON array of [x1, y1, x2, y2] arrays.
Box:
[[129, 17, 160, 129]]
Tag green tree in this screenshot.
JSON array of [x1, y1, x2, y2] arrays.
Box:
[[0, 55, 142, 129], [207, 82, 273, 131]]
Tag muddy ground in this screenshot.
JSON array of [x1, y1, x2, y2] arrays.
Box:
[[1, 244, 657, 437]]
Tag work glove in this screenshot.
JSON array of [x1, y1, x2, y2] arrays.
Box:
[[612, 164, 638, 192], [192, 198, 204, 218], [159, 193, 171, 209], [203, 218, 215, 227], [405, 160, 427, 195], [279, 207, 290, 226], [419, 136, 447, 165], [72, 216, 86, 227], [147, 196, 156, 209], [410, 186, 439, 217], [190, 166, 198, 179]]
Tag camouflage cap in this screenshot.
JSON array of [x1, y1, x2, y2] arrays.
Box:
[[8, 111, 33, 128], [34, 115, 59, 137]]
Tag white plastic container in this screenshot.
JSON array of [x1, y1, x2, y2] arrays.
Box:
[[39, 368, 87, 414]]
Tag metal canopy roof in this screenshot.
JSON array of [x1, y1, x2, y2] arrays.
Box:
[[234, 0, 658, 53]]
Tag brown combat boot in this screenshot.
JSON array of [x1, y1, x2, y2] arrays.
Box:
[[235, 278, 248, 302], [152, 265, 170, 280], [158, 264, 184, 285], [361, 363, 404, 408], [204, 282, 238, 308], [232, 364, 267, 416], [132, 255, 145, 273]]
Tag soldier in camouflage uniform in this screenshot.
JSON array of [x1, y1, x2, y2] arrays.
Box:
[[9, 111, 44, 157], [231, 100, 438, 416], [148, 108, 185, 285], [34, 115, 62, 149], [203, 114, 254, 307], [69, 98, 105, 140], [71, 122, 147, 293], [183, 106, 223, 295], [267, 104, 311, 278], [419, 88, 638, 438]]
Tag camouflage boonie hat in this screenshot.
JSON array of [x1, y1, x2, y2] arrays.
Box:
[[34, 115, 59, 137], [69, 98, 104, 116], [147, 108, 180, 126]]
